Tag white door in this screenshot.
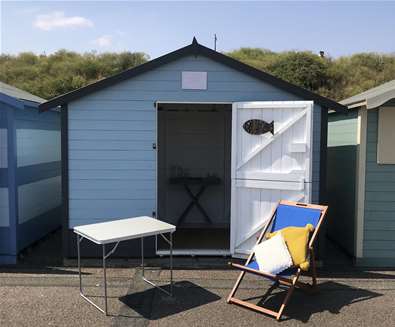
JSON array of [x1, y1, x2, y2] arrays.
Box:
[[230, 101, 314, 257]]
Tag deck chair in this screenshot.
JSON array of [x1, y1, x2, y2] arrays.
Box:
[[227, 200, 328, 321]]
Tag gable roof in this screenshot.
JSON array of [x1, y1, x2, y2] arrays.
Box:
[[341, 79, 395, 109], [39, 38, 346, 112], [0, 81, 45, 105]]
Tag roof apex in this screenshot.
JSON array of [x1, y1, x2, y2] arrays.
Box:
[[39, 40, 346, 113]]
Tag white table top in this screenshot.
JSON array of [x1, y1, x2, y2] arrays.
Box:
[[73, 217, 176, 245]]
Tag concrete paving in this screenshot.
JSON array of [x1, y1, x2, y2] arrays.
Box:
[[1, 231, 394, 326], [1, 265, 395, 327]]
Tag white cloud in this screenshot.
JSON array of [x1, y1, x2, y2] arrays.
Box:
[[115, 30, 125, 37], [92, 35, 113, 48], [34, 11, 93, 31]]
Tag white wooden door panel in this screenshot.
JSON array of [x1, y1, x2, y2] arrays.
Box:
[[235, 179, 305, 191], [231, 101, 313, 257], [236, 171, 305, 182], [235, 107, 310, 178], [231, 181, 311, 256]]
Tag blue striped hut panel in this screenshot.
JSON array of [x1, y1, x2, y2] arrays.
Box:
[[0, 109, 9, 228], [0, 187, 9, 228], [15, 107, 60, 167], [0, 105, 12, 262], [14, 107, 61, 249], [67, 54, 322, 228]]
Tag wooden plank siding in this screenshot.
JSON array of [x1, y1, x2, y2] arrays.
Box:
[[360, 108, 395, 265], [1, 92, 61, 263], [67, 55, 322, 232], [14, 107, 61, 251], [327, 111, 358, 256]]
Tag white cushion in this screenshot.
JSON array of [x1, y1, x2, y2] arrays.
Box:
[[253, 233, 293, 275]]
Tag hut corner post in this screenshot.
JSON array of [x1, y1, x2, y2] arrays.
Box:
[[61, 104, 70, 259], [318, 107, 329, 263]]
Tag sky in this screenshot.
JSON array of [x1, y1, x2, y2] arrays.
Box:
[[1, 1, 395, 59]]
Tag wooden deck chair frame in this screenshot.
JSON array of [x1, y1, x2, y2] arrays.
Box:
[[227, 200, 328, 321]]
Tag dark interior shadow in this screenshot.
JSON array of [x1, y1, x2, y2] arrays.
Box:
[[119, 280, 221, 320], [243, 281, 382, 323]]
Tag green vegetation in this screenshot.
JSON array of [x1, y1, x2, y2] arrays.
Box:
[[228, 49, 395, 101], [0, 50, 149, 99], [1, 49, 394, 101]]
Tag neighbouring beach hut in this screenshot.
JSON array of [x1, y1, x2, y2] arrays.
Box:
[[327, 80, 395, 267], [0, 82, 61, 264], [39, 38, 346, 259]]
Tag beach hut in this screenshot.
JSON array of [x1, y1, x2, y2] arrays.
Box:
[[0, 82, 61, 264], [39, 39, 346, 259], [327, 80, 395, 267]]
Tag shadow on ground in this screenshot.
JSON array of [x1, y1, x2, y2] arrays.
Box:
[[118, 280, 382, 323], [119, 281, 221, 320], [244, 281, 383, 323]]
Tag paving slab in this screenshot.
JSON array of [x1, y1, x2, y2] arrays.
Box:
[[145, 287, 395, 327], [1, 267, 395, 327]]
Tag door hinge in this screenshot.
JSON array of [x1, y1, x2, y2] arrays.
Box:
[[152, 211, 156, 218], [152, 143, 157, 150]]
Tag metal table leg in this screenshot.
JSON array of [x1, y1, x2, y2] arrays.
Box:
[[141, 232, 174, 296], [77, 235, 119, 315], [77, 235, 82, 293], [76, 230, 174, 316], [170, 232, 173, 295], [103, 244, 107, 315]]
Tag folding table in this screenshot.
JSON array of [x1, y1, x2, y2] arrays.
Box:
[[169, 176, 221, 226], [74, 216, 176, 315]]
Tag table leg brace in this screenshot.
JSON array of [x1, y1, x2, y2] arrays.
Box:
[[141, 232, 174, 296]]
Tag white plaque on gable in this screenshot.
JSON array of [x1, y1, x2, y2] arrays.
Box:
[[182, 71, 207, 90]]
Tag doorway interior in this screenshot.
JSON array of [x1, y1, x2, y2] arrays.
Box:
[[157, 102, 232, 255]]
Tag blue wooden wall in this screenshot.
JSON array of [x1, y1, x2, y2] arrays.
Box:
[[67, 54, 322, 228], [327, 111, 358, 256], [15, 106, 61, 251], [0, 100, 61, 264], [0, 104, 16, 264], [360, 108, 395, 266]]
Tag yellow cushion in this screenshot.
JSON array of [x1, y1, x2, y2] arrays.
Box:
[[267, 224, 314, 271]]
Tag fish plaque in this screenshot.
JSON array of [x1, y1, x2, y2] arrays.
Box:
[[243, 119, 274, 135]]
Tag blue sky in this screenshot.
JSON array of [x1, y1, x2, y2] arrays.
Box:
[[1, 1, 395, 59]]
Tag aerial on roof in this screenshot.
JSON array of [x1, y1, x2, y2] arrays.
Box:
[[39, 38, 346, 112], [341, 79, 395, 109], [0, 81, 45, 104]]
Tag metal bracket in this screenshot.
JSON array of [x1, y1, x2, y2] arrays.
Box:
[[160, 233, 171, 245], [104, 242, 120, 260]]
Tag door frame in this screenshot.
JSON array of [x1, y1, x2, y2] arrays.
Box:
[[155, 101, 233, 256], [230, 101, 314, 256]]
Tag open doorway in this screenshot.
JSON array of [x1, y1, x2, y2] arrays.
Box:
[[157, 102, 232, 255]]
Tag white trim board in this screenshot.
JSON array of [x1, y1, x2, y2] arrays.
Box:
[[155, 101, 233, 105]]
